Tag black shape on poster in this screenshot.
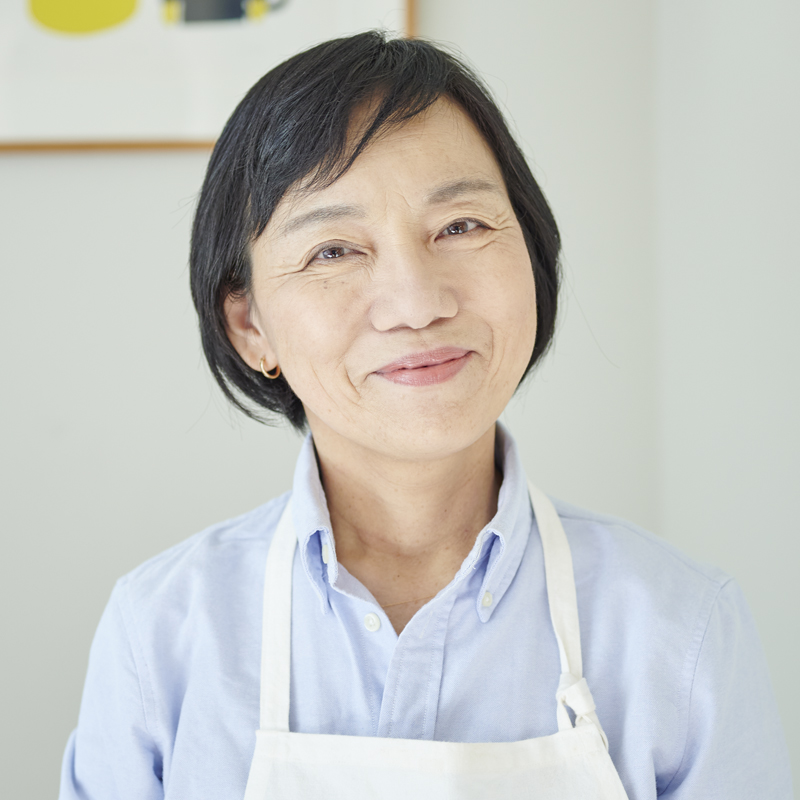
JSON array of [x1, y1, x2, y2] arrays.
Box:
[[180, 0, 289, 22]]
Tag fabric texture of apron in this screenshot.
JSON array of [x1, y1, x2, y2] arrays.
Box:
[[243, 482, 630, 799]]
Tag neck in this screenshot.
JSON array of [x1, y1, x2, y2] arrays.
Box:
[[307, 419, 502, 630]]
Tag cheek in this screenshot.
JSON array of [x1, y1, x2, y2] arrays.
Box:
[[266, 280, 364, 384], [502, 272, 538, 374], [478, 242, 537, 342], [519, 268, 538, 340]]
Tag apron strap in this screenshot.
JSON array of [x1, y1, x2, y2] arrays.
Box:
[[258, 498, 296, 732], [527, 482, 609, 749], [527, 482, 583, 678]]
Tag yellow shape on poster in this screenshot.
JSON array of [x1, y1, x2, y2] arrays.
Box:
[[30, 0, 138, 34], [245, 0, 269, 19], [162, 0, 181, 24]]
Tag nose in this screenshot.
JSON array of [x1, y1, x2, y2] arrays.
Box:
[[368, 244, 459, 332]]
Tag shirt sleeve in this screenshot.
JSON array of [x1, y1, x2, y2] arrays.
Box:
[[59, 583, 164, 800], [660, 578, 793, 798]]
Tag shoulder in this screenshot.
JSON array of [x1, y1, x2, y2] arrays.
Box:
[[549, 497, 735, 698], [552, 496, 731, 596], [114, 491, 290, 613], [76, 494, 291, 770], [546, 499, 759, 787]]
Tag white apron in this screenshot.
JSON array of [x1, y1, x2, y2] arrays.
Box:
[[243, 483, 630, 799]]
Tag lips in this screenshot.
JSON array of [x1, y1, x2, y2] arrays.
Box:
[[374, 347, 472, 386]]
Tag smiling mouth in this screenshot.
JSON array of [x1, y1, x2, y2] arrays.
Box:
[[374, 347, 473, 386]]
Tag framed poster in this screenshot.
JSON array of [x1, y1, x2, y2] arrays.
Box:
[[0, 0, 411, 148]]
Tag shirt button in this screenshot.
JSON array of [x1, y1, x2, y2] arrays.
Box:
[[364, 613, 381, 632], [321, 543, 330, 565], [481, 591, 493, 608]]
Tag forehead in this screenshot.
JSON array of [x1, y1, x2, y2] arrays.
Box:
[[267, 98, 506, 228]]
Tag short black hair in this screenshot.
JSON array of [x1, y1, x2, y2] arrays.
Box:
[[190, 30, 560, 430]]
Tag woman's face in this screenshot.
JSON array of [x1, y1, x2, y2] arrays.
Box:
[[228, 98, 537, 462]]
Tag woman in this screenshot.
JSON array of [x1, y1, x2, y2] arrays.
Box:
[[60, 31, 792, 799]]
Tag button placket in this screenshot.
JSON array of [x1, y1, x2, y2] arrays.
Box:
[[375, 585, 459, 740]]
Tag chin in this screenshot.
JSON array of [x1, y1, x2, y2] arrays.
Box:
[[368, 412, 497, 462]]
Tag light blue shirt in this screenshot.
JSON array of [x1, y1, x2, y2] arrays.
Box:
[[60, 426, 793, 799]]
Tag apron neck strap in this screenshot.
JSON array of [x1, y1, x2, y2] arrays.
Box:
[[258, 498, 296, 732], [527, 482, 608, 747], [527, 482, 583, 680]]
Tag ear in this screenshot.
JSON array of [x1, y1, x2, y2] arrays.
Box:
[[223, 292, 279, 374]]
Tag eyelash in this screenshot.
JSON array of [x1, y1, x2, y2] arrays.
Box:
[[307, 218, 487, 264]]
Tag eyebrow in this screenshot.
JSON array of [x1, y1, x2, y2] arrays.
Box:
[[424, 178, 505, 205], [277, 204, 366, 238]]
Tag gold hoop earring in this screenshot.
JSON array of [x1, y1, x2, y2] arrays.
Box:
[[259, 357, 280, 380]]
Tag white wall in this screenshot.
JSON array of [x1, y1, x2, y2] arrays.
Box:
[[655, 0, 800, 774], [0, 152, 302, 794], [0, 2, 796, 796]]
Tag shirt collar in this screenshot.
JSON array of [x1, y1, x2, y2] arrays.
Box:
[[454, 422, 532, 622], [289, 422, 532, 620], [290, 436, 335, 612]]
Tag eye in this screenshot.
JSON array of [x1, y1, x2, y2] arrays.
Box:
[[440, 218, 483, 237], [309, 243, 355, 263]]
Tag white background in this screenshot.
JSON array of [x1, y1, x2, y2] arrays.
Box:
[[0, 0, 797, 795]]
